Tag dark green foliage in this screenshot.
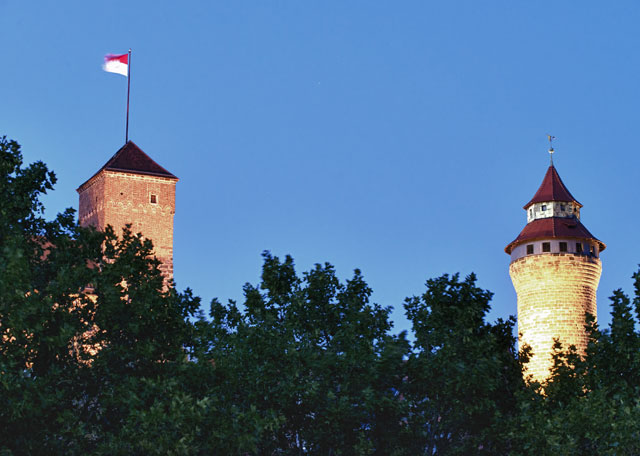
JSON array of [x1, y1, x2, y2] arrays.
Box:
[[3, 136, 640, 454], [510, 279, 640, 455], [206, 253, 412, 454], [0, 138, 203, 454], [403, 274, 524, 455]]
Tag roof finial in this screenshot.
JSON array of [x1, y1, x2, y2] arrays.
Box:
[[547, 134, 555, 165]]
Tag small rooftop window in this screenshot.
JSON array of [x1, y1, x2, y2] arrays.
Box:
[[559, 242, 567, 252], [526, 244, 534, 255], [542, 242, 551, 252]]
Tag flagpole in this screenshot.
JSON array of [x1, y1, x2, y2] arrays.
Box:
[[126, 48, 131, 143]]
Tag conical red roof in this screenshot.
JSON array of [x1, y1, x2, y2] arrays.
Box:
[[523, 165, 580, 209]]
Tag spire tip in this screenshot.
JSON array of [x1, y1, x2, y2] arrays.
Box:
[[547, 135, 556, 165]]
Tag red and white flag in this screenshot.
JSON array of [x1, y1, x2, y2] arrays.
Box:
[[103, 53, 128, 77]]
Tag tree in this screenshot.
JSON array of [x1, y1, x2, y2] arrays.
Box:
[[204, 252, 412, 455], [511, 274, 640, 455], [0, 136, 101, 452], [4, 135, 640, 454], [403, 273, 524, 455], [0, 137, 203, 454]]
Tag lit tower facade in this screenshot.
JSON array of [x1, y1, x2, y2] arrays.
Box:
[[76, 141, 178, 281], [505, 151, 605, 381]]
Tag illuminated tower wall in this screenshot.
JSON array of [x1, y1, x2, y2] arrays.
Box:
[[77, 141, 178, 281], [505, 161, 604, 382]]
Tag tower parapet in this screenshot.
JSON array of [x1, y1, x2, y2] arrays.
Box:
[[506, 155, 604, 382]]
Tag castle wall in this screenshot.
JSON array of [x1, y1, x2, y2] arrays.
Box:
[[509, 253, 601, 382]]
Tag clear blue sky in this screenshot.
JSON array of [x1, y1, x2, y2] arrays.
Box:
[[2, 1, 639, 335]]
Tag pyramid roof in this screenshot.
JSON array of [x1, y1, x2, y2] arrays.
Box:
[[77, 141, 177, 191]]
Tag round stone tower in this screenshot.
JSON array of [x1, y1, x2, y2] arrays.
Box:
[[505, 152, 605, 382]]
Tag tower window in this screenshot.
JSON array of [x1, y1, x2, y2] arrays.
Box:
[[576, 242, 583, 253], [560, 204, 565, 211], [150, 194, 158, 204], [559, 242, 567, 252], [542, 242, 551, 252], [541, 204, 547, 211], [526, 244, 534, 255]]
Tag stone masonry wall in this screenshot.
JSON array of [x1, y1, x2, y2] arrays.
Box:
[[509, 253, 601, 382], [78, 170, 177, 282]]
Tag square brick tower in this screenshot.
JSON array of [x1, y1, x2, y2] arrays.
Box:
[[505, 152, 604, 382], [76, 141, 178, 281]]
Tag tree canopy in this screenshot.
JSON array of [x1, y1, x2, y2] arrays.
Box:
[[1, 136, 639, 454]]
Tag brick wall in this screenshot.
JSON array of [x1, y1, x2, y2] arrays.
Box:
[[509, 253, 601, 382], [78, 173, 106, 228], [78, 170, 177, 282]]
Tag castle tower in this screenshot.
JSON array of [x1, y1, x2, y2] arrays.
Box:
[[505, 153, 605, 382], [76, 141, 178, 281]]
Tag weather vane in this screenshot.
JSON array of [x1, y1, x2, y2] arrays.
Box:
[[547, 135, 556, 164]]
